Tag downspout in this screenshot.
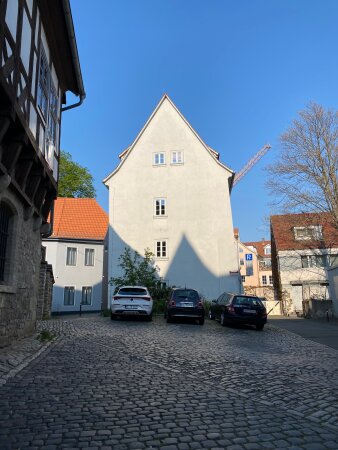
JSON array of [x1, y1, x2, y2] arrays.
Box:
[[61, 0, 86, 112]]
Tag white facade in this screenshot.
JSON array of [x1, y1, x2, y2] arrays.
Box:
[[104, 95, 241, 300], [44, 240, 105, 313], [277, 249, 336, 313]]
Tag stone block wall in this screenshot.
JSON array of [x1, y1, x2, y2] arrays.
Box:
[[0, 190, 42, 347], [37, 261, 54, 320]]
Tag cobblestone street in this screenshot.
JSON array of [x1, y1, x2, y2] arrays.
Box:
[[1, 315, 338, 449]]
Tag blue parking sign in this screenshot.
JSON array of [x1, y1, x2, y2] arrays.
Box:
[[245, 254, 253, 261]]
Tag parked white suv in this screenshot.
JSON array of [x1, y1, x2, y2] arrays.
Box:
[[111, 286, 153, 321]]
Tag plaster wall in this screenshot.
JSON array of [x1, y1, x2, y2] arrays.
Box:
[[44, 240, 105, 313], [106, 99, 240, 300]]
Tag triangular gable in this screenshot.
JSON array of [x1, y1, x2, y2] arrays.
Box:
[[103, 94, 234, 185]]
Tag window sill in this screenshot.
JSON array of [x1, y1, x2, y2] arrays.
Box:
[[153, 215, 168, 219], [0, 285, 17, 294], [155, 257, 169, 261]]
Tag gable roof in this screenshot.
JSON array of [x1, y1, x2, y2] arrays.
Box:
[[243, 240, 271, 258], [103, 94, 234, 185], [270, 212, 338, 251], [50, 198, 108, 240]]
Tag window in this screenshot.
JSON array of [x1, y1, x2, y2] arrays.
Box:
[[66, 247, 77, 266], [0, 203, 13, 283], [154, 199, 166, 216], [239, 248, 243, 253], [294, 226, 323, 241], [37, 46, 49, 120], [241, 275, 246, 282], [301, 255, 327, 268], [264, 245, 271, 255], [329, 254, 338, 266], [85, 249, 94, 266], [154, 152, 165, 165], [156, 240, 167, 258], [81, 286, 92, 305], [262, 275, 267, 285], [240, 258, 244, 266], [64, 286, 75, 306], [269, 275, 273, 285], [171, 151, 183, 164]]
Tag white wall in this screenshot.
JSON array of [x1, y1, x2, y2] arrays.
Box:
[[105, 98, 240, 300], [44, 240, 105, 313]]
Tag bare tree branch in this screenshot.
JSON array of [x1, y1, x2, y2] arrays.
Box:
[[266, 103, 338, 229]]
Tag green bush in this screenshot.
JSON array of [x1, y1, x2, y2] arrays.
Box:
[[152, 299, 166, 314], [101, 309, 111, 317], [37, 329, 54, 342]]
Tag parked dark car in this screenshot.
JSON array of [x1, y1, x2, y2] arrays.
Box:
[[209, 292, 267, 330], [165, 288, 205, 325]]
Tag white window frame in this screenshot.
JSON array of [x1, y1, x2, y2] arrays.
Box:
[[301, 255, 327, 268], [153, 152, 166, 166], [154, 198, 167, 217], [64, 286, 75, 306], [66, 247, 77, 266], [85, 248, 95, 266], [294, 226, 323, 241], [81, 286, 92, 306], [269, 275, 273, 285], [171, 150, 184, 165], [262, 275, 267, 285], [156, 240, 167, 258], [264, 245, 271, 255]]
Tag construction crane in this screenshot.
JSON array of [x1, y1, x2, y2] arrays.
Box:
[[233, 144, 271, 187]]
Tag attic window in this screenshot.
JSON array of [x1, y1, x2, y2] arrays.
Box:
[[171, 151, 183, 164], [264, 245, 271, 255], [293, 226, 323, 241], [154, 152, 165, 165]]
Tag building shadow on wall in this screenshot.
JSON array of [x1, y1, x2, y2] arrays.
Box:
[[109, 227, 240, 301]]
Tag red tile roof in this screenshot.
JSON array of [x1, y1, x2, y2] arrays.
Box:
[[51, 198, 108, 240], [243, 240, 271, 258], [270, 212, 338, 251]]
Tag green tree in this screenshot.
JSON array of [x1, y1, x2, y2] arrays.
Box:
[[109, 247, 159, 291], [58, 151, 96, 198]]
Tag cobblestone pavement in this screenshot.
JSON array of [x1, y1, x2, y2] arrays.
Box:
[[1, 315, 338, 449]]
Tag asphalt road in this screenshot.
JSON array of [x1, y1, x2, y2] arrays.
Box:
[[268, 317, 338, 351], [1, 315, 338, 449]]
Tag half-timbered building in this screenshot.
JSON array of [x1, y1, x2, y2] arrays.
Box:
[[0, 0, 85, 345]]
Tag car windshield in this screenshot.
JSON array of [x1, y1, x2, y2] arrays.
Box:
[[173, 290, 199, 301], [118, 288, 148, 296], [233, 296, 263, 307]]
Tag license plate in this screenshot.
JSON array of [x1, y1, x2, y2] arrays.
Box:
[[243, 309, 256, 314], [179, 302, 194, 307], [125, 305, 138, 309]]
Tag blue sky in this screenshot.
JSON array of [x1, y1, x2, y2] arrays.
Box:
[[61, 0, 338, 242]]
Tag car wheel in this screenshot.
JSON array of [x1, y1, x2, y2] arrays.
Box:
[[146, 314, 153, 322], [166, 316, 172, 323], [256, 324, 264, 331], [199, 318, 205, 325], [208, 310, 215, 320], [220, 312, 226, 326]]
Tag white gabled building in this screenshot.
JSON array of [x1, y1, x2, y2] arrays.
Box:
[[104, 95, 241, 300]]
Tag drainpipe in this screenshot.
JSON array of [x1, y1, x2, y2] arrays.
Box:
[[61, 0, 86, 112]]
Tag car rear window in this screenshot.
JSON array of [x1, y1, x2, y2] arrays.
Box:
[[118, 288, 148, 296], [233, 296, 263, 307], [173, 290, 199, 301]]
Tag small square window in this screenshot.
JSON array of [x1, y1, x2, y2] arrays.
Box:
[[154, 152, 165, 165], [66, 247, 77, 266], [154, 198, 166, 216], [171, 151, 183, 164], [156, 240, 167, 258]]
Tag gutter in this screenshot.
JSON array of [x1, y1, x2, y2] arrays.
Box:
[[61, 0, 86, 112]]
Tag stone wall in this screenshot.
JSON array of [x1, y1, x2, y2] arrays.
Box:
[[37, 261, 54, 320], [0, 190, 42, 347]]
